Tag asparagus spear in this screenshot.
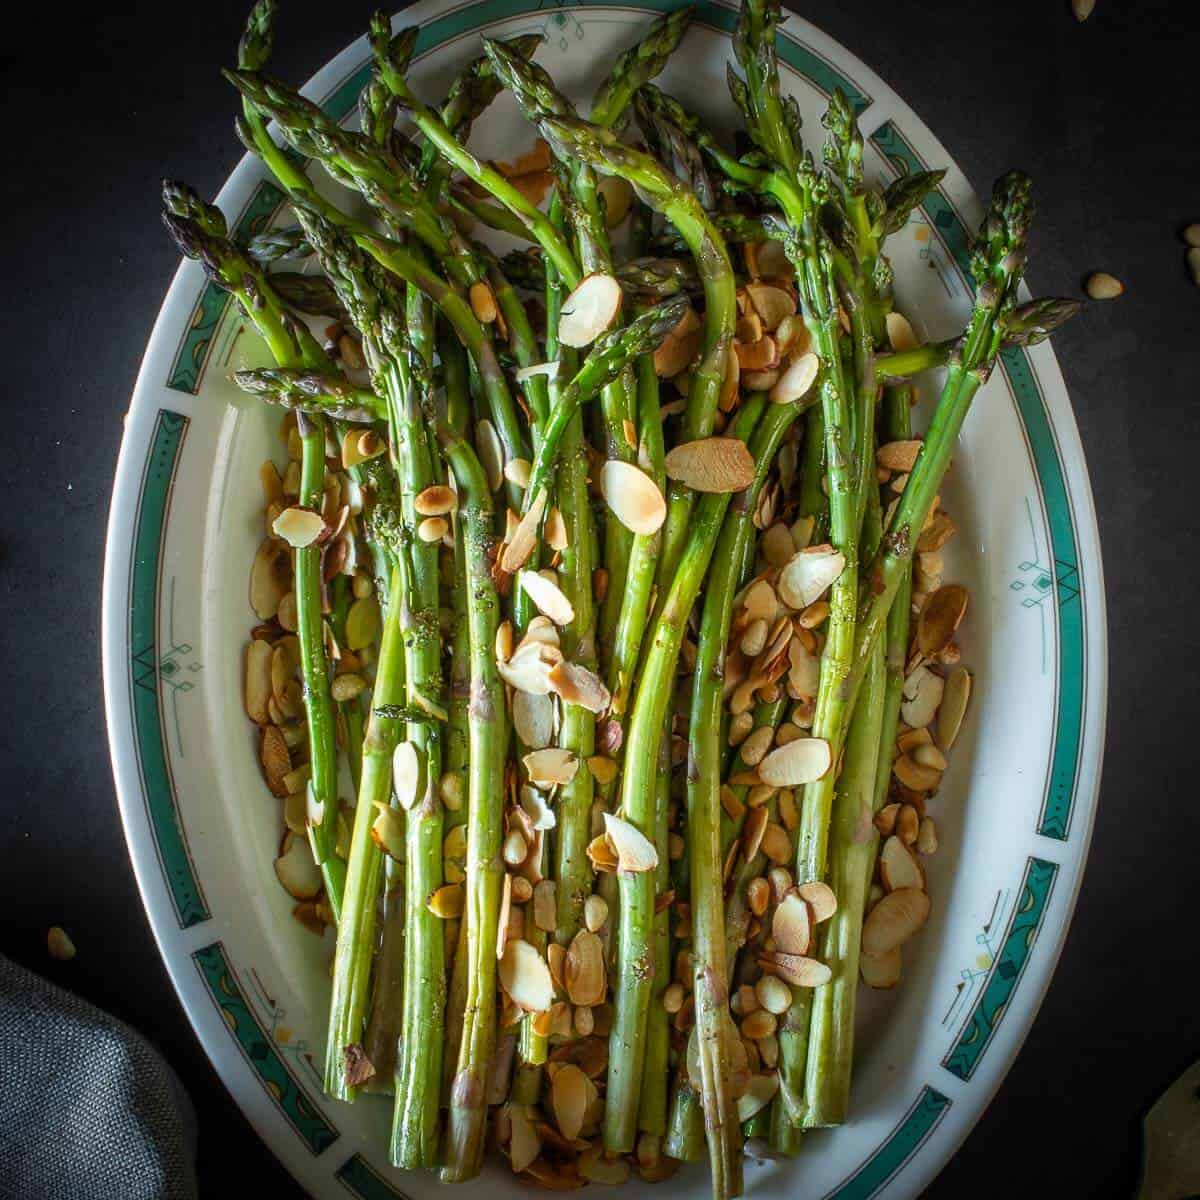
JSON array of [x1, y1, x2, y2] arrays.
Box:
[[162, 183, 347, 919]]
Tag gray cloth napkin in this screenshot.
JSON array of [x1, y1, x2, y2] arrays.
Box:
[[0, 954, 198, 1200]]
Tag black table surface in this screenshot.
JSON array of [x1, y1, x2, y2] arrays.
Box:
[[3, 1, 1197, 1195]]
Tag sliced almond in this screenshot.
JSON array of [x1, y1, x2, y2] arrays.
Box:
[[742, 367, 781, 392], [429, 883, 466, 919], [550, 1063, 591, 1140], [549, 661, 611, 714], [509, 1105, 542, 1174], [513, 691, 554, 750], [735, 1072, 780, 1123], [272, 506, 326, 549], [392, 742, 424, 810], [501, 488, 549, 574], [250, 538, 290, 620], [860, 947, 902, 989], [515, 360, 561, 384], [739, 725, 775, 768], [917, 817, 939, 855], [876, 439, 923, 472], [415, 484, 455, 516], [504, 457, 532, 488], [796, 881, 837, 923], [524, 747, 578, 787], [602, 812, 659, 873], [653, 330, 700, 378], [760, 523, 797, 567], [498, 640, 564, 696], [880, 836, 924, 893], [559, 273, 623, 347], [937, 666, 972, 750], [862, 887, 931, 956], [777, 544, 845, 610], [533, 879, 557, 933], [664, 437, 756, 494], [745, 283, 796, 331], [917, 510, 957, 553], [520, 785, 557, 833], [499, 939, 554, 1012], [545, 507, 568, 551], [519, 570, 575, 626], [893, 754, 943, 793], [764, 952, 831, 988], [757, 737, 832, 787], [273, 830, 321, 900], [742, 579, 778, 625], [734, 335, 778, 371], [469, 279, 499, 324], [600, 461, 666, 535], [886, 311, 919, 353], [244, 639, 272, 724], [917, 585, 969, 659], [345, 595, 380, 651], [771, 893, 812, 956], [769, 352, 819, 405], [587, 834, 618, 873], [787, 637, 820, 702], [477, 419, 504, 493], [901, 665, 945, 729], [417, 516, 447, 543], [260, 725, 290, 796], [760, 823, 791, 865], [565, 930, 607, 1006]]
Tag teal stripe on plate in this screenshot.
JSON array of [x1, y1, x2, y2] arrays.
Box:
[[128, 410, 209, 927], [336, 1154, 411, 1199], [942, 857, 1059, 1081]]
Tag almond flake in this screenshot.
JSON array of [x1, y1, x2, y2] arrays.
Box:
[[515, 359, 561, 383], [771, 893, 812, 956], [549, 661, 611, 714], [565, 930, 607, 1006], [523, 747, 578, 787], [273, 830, 321, 900], [501, 488, 549, 574], [917, 584, 969, 659], [861, 888, 931, 956], [876, 439, 923, 472], [757, 737, 832, 787], [512, 690, 554, 750], [499, 938, 554, 1012], [600, 461, 666, 535], [769, 352, 819, 405], [519, 570, 574, 626], [415, 484, 455, 516], [545, 507, 568, 551], [509, 1105, 542, 1173], [886, 311, 919, 352], [469, 279, 499, 324], [763, 952, 832, 988], [901, 665, 944, 729], [559, 273, 623, 347], [937, 666, 972, 750], [795, 881, 837, 923], [602, 812, 658, 873], [880, 836, 924, 893], [498, 640, 563, 695], [664, 437, 756, 494], [777, 544, 845, 610], [392, 742, 423, 810]]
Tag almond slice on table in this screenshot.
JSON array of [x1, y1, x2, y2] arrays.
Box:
[[886, 311, 919, 352], [513, 691, 555, 750], [664, 437, 756, 494], [796, 880, 837, 923], [916, 584, 969, 659], [771, 892, 812, 956], [879, 836, 925, 892], [769, 352, 819, 405], [600, 461, 666, 535], [860, 946, 902, 989], [558, 273, 623, 347], [861, 887, 931, 957], [602, 812, 659, 873], [523, 747, 578, 787], [519, 570, 575, 626], [777, 543, 845, 610], [937, 666, 972, 750], [500, 488, 548, 574], [499, 938, 554, 1012], [900, 664, 945, 729], [757, 737, 832, 787], [548, 661, 611, 715], [273, 830, 322, 900]]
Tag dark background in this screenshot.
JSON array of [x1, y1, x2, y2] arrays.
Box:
[[2, 1, 1197, 1196]]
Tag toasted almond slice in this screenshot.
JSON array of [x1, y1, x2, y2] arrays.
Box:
[[273, 830, 321, 900], [760, 523, 796, 567], [498, 641, 563, 695], [469, 279, 499, 324], [937, 666, 972, 750], [345, 595, 380, 651], [549, 661, 611, 715], [515, 359, 561, 384], [795, 881, 837, 923], [520, 570, 575, 626], [742, 579, 779, 625], [393, 742, 423, 810], [417, 516, 447, 543], [565, 929, 607, 1006], [532, 879, 557, 933], [415, 484, 456, 516], [736, 311, 764, 343], [760, 822, 791, 864], [766, 952, 831, 988], [876, 439, 923, 472], [524, 747, 578, 787], [739, 725, 774, 767], [429, 882, 466, 919], [777, 544, 845, 610], [499, 938, 554, 1012], [517, 615, 562, 652], [587, 834, 618, 873], [917, 510, 957, 553], [260, 725, 291, 796], [545, 507, 568, 551], [602, 812, 659, 873], [244, 639, 272, 724], [600, 461, 666, 535], [917, 816, 939, 855], [771, 893, 812, 956], [559, 273, 623, 347], [735, 335, 779, 371], [862, 887, 931, 956], [745, 283, 796, 331], [598, 174, 634, 228], [505, 457, 532, 488], [521, 785, 557, 832], [886, 311, 919, 353], [742, 368, 781, 392], [775, 314, 809, 357], [917, 585, 969, 659], [880, 836, 924, 893], [477, 419, 504, 492], [250, 539, 290, 620], [509, 1105, 542, 1174], [369, 801, 404, 860], [664, 437, 756, 494], [653, 330, 701, 378], [860, 947, 902, 989], [735, 1072, 780, 1123], [901, 664, 945, 729], [513, 690, 555, 750], [757, 737, 832, 787], [272, 505, 326, 548], [501, 488, 549, 574], [769, 352, 819, 405], [550, 1063, 591, 1141], [787, 637, 820, 702], [893, 754, 943, 793]]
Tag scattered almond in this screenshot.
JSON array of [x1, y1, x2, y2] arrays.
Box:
[[600, 461, 666, 534], [862, 888, 931, 956], [664, 437, 756, 493]]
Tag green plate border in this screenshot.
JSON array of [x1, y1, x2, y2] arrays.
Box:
[[868, 118, 1086, 841], [128, 409, 209, 927], [337, 1154, 410, 1199], [192, 941, 340, 1154]]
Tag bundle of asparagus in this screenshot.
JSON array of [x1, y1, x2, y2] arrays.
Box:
[[163, 0, 1079, 1192]]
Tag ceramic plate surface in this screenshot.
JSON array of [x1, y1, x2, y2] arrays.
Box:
[[102, 3, 1106, 1196]]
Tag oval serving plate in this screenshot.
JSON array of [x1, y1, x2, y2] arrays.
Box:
[[102, 3, 1106, 1196]]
